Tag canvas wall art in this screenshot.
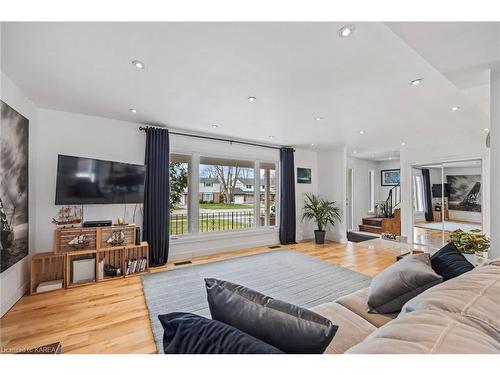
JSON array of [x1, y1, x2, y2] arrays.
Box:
[[297, 168, 311, 184], [1, 100, 29, 273], [447, 175, 481, 212], [381, 169, 400, 186]]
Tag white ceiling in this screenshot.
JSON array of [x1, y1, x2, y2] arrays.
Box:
[[1, 22, 495, 156]]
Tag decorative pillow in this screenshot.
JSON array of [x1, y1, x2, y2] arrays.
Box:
[[158, 312, 283, 354], [205, 278, 338, 354], [367, 253, 442, 314], [430, 242, 474, 281]]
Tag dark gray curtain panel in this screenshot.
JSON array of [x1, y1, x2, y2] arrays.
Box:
[[143, 127, 170, 266], [421, 169, 434, 222], [279, 147, 296, 244]]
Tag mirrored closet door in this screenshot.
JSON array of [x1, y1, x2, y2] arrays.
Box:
[[412, 159, 483, 249]]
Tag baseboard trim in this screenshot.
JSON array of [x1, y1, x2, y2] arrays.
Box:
[[1, 281, 28, 318]]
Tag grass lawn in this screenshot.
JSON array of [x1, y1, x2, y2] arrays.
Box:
[[169, 217, 252, 235], [199, 203, 252, 209]]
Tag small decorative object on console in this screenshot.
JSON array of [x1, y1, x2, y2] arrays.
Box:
[[52, 206, 82, 227], [67, 233, 89, 249], [107, 230, 125, 246]]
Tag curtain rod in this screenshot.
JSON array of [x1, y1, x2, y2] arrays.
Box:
[[139, 126, 294, 151]]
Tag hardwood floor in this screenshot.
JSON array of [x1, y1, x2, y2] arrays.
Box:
[[0, 239, 424, 354]]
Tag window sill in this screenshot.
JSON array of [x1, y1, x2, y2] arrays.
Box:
[[170, 226, 278, 244]]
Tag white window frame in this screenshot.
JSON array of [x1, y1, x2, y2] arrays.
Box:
[[368, 170, 375, 213]]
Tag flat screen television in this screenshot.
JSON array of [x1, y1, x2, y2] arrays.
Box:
[[432, 183, 450, 198], [55, 155, 146, 205]]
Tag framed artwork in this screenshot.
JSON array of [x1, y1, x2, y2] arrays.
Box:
[[447, 175, 481, 212], [297, 168, 311, 184], [381, 169, 400, 186], [1, 100, 29, 273]]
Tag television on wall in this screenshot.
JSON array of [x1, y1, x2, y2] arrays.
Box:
[[55, 155, 146, 205], [431, 183, 450, 198]]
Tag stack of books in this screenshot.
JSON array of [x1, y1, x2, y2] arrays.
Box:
[[125, 257, 147, 275]]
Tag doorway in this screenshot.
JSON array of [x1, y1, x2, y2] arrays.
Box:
[[412, 159, 483, 249]]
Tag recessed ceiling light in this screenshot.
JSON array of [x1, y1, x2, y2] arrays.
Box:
[[411, 78, 423, 86], [269, 135, 275, 139], [401, 142, 406, 146], [359, 130, 365, 135], [484, 128, 489, 132], [339, 25, 355, 38], [451, 106, 460, 111], [247, 96, 257, 102], [315, 117, 323, 121], [212, 124, 219, 129], [129, 108, 137, 114], [311, 143, 315, 146], [132, 60, 145, 69], [353, 150, 357, 154]]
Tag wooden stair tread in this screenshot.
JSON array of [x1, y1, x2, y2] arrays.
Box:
[[362, 217, 383, 227], [358, 224, 383, 234]]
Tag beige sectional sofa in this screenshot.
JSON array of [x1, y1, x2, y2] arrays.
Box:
[[310, 259, 500, 354]]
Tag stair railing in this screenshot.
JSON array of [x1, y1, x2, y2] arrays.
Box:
[[385, 184, 401, 218]]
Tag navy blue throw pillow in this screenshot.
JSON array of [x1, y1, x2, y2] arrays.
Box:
[[430, 242, 474, 281], [158, 312, 283, 354]]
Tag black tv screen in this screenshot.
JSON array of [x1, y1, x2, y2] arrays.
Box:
[[432, 183, 450, 198], [55, 155, 146, 205]]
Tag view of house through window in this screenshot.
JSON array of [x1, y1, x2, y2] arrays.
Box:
[[199, 157, 255, 232], [169, 154, 190, 235], [170, 155, 278, 236], [260, 164, 277, 226]]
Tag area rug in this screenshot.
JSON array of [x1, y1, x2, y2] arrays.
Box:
[[142, 249, 371, 352], [347, 231, 379, 243]]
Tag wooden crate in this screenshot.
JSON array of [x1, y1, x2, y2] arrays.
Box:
[[66, 250, 97, 288], [124, 242, 149, 276], [30, 252, 66, 294], [54, 227, 97, 253], [100, 225, 136, 249], [97, 247, 125, 281]]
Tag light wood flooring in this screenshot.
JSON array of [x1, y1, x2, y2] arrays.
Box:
[[0, 239, 425, 354]]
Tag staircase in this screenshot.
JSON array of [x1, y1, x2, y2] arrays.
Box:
[[359, 217, 383, 234], [358, 184, 401, 235]]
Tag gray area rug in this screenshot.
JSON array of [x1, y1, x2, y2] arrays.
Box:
[[142, 249, 371, 352]]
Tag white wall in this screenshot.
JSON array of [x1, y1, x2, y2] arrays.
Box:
[[0, 72, 37, 317], [317, 147, 347, 242], [346, 157, 379, 230], [490, 67, 499, 259], [295, 150, 318, 241], [377, 159, 401, 202]]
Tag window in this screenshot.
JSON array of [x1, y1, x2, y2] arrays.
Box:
[[413, 175, 424, 212], [204, 182, 213, 187], [169, 154, 190, 236], [246, 184, 252, 189], [368, 170, 375, 213], [260, 163, 277, 227], [199, 157, 255, 233]]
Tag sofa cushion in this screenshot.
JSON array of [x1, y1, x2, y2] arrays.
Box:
[[335, 287, 397, 328], [401, 263, 500, 335], [205, 278, 337, 354], [367, 253, 442, 314], [430, 242, 474, 281], [158, 312, 283, 354], [346, 309, 500, 354], [310, 301, 376, 354]]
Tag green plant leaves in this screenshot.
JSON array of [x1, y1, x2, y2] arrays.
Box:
[[301, 193, 342, 232], [448, 229, 490, 254]]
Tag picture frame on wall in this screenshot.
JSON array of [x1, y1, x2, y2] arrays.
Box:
[[297, 168, 312, 184], [381, 169, 400, 186]]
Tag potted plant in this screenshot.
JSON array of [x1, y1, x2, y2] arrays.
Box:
[[301, 193, 342, 245], [448, 229, 490, 265], [375, 201, 388, 218]]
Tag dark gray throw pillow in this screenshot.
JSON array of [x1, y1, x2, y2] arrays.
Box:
[[158, 312, 283, 354], [367, 253, 442, 314], [205, 278, 338, 354]]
